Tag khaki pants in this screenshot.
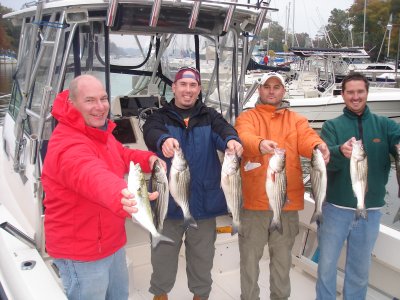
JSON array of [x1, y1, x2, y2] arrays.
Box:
[[149, 218, 216, 298], [239, 209, 299, 300]]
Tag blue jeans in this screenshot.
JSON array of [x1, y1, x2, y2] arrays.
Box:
[[54, 248, 129, 300], [316, 203, 381, 300]]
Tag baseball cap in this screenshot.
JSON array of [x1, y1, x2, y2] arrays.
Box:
[[174, 67, 201, 84], [259, 72, 285, 86]]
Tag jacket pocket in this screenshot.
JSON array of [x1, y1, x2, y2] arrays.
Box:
[[202, 179, 227, 214]]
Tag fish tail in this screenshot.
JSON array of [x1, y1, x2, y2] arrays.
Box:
[[231, 221, 240, 236], [183, 215, 198, 231], [356, 208, 368, 220], [310, 211, 323, 224], [269, 219, 283, 234], [151, 233, 174, 249], [393, 208, 400, 224]]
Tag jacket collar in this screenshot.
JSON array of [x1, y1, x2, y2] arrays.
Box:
[[255, 101, 289, 114], [343, 105, 371, 120]]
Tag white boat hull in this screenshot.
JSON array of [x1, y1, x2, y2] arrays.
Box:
[[245, 89, 400, 129]]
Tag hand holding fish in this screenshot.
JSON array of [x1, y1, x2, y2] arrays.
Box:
[[226, 139, 243, 157], [259, 139, 278, 155], [315, 143, 330, 164], [161, 137, 180, 158], [120, 188, 159, 215], [340, 137, 357, 158], [149, 155, 167, 172]]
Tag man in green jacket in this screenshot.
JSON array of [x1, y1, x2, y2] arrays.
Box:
[[316, 73, 400, 299]]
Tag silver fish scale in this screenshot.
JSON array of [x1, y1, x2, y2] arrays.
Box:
[[310, 149, 327, 224], [173, 169, 190, 211], [266, 149, 287, 233], [169, 149, 197, 229], [393, 144, 400, 223], [151, 161, 169, 232], [221, 152, 242, 235], [396, 144, 400, 198], [128, 162, 174, 248], [350, 140, 368, 219]]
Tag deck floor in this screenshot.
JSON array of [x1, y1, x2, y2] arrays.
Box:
[[125, 217, 391, 300]]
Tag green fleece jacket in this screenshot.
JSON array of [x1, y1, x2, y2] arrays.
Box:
[[321, 106, 400, 209]]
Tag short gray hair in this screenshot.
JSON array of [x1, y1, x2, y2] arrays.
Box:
[[68, 74, 100, 100]]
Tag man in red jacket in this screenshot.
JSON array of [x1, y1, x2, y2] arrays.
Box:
[[42, 74, 162, 300]]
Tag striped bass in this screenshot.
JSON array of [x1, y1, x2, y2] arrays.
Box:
[[128, 162, 173, 248], [395, 144, 400, 198], [221, 151, 242, 235], [310, 148, 327, 224], [266, 148, 287, 234], [393, 144, 400, 223], [169, 148, 197, 230], [350, 140, 368, 219], [150, 159, 169, 232]]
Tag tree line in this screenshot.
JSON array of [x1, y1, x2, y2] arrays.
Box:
[[0, 5, 20, 52], [260, 0, 399, 62]]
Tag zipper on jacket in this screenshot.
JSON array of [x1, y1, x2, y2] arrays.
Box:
[[97, 214, 102, 253], [357, 115, 364, 141]]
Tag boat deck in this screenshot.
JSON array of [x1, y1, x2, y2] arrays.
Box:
[[125, 216, 390, 300]]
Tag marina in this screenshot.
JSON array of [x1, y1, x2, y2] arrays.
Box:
[[0, 0, 400, 299]]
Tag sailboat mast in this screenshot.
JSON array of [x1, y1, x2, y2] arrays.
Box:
[[362, 0, 367, 48], [292, 0, 295, 47]]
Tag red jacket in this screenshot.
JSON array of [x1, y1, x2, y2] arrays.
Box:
[[235, 104, 323, 211], [42, 90, 154, 261]]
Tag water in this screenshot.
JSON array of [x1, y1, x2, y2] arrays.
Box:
[[1, 65, 399, 230]]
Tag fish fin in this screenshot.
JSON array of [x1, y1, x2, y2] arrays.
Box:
[[282, 196, 289, 208], [151, 233, 174, 249], [393, 208, 400, 224], [156, 222, 163, 232], [231, 222, 240, 236], [310, 211, 323, 224], [271, 172, 276, 183], [269, 220, 283, 234], [183, 215, 198, 231], [356, 208, 368, 220]]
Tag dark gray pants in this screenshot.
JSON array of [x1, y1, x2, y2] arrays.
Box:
[[149, 218, 217, 298], [239, 209, 299, 300]]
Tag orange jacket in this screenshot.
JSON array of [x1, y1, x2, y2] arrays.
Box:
[[235, 104, 323, 211]]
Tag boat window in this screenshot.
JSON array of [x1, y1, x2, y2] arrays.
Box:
[[103, 27, 239, 121], [7, 20, 34, 122], [109, 34, 152, 67], [8, 81, 22, 119], [62, 22, 107, 94], [27, 14, 68, 137], [14, 22, 36, 96]]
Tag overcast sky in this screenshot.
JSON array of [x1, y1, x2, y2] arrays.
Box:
[[2, 0, 354, 38], [266, 0, 354, 38]]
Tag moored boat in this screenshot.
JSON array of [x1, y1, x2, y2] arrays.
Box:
[[0, 1, 399, 299]]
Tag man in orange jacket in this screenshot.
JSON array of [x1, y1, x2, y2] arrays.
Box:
[[235, 72, 329, 300]]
